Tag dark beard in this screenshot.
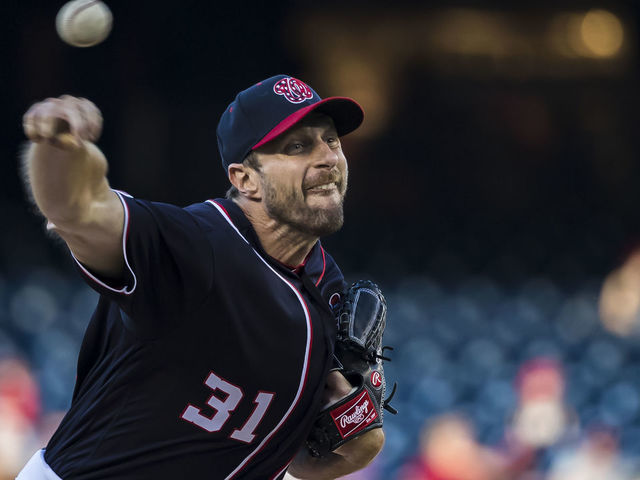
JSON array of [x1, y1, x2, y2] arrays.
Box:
[[262, 179, 345, 237]]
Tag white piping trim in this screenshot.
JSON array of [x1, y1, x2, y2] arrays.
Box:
[[270, 460, 293, 480], [115, 189, 133, 199], [206, 200, 312, 480], [71, 190, 137, 295]]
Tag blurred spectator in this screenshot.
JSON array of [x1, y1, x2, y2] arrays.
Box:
[[397, 413, 508, 480], [497, 357, 580, 480], [547, 427, 635, 480], [599, 248, 640, 337], [0, 356, 40, 480], [36, 411, 66, 448], [507, 357, 579, 450]]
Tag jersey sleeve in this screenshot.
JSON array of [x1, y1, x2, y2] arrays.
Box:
[[72, 191, 214, 334]]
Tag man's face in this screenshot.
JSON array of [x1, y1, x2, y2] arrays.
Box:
[[253, 113, 348, 237]]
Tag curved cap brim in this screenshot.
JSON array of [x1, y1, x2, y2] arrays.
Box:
[[252, 97, 364, 150]]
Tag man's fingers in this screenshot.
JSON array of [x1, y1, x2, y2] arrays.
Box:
[[52, 133, 81, 149], [22, 96, 102, 146], [23, 103, 45, 142], [23, 116, 40, 142], [84, 100, 103, 141], [28, 103, 48, 140], [76, 97, 103, 141], [322, 371, 354, 406], [60, 105, 83, 138], [37, 102, 81, 150], [40, 109, 66, 138], [60, 95, 103, 141], [27, 99, 64, 138], [75, 98, 102, 141]]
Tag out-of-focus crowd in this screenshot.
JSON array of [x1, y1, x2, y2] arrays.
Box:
[[344, 356, 638, 480], [0, 356, 63, 480], [3, 353, 637, 480], [4, 259, 640, 479], [391, 358, 635, 480]]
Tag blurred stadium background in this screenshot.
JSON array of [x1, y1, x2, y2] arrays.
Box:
[[2, 0, 640, 478]]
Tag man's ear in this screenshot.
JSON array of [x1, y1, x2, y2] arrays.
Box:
[[228, 163, 261, 199]]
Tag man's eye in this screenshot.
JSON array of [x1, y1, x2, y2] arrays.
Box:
[[327, 137, 340, 146], [287, 143, 304, 154]]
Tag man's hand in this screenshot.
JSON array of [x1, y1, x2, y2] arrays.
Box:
[[287, 371, 385, 480], [23, 95, 103, 150], [321, 370, 353, 406], [305, 281, 396, 461], [322, 372, 385, 464]]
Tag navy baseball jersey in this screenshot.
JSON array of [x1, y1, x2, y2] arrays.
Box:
[[44, 192, 345, 479]]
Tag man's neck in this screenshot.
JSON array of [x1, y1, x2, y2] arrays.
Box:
[[233, 197, 317, 268]]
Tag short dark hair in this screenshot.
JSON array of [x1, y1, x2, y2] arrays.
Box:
[[225, 151, 262, 199]]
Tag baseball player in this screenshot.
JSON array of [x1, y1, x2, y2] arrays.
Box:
[[18, 75, 385, 479]]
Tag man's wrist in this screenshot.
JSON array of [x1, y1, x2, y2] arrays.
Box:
[[334, 427, 385, 466], [288, 428, 384, 479]]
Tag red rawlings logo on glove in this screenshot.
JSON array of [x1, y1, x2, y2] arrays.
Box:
[[371, 371, 383, 389], [273, 77, 314, 104], [330, 390, 378, 439]]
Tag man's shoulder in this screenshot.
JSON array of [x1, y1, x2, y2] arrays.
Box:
[[183, 200, 215, 217], [123, 196, 231, 235], [183, 199, 233, 231]]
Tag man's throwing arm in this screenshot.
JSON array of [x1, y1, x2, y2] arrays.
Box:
[[22, 95, 124, 278]]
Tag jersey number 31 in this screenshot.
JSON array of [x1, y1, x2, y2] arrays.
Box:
[[180, 371, 275, 444]]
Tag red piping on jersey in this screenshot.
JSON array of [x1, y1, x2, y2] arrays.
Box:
[[270, 454, 296, 480], [207, 200, 313, 480], [214, 201, 232, 219], [276, 255, 308, 273], [315, 247, 326, 287]]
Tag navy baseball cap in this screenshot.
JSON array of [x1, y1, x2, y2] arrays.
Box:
[[216, 74, 364, 171]]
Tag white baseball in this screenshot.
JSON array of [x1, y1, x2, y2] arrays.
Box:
[[56, 0, 113, 47]]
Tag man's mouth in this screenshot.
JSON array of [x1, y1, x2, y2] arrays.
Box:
[[306, 181, 339, 194]]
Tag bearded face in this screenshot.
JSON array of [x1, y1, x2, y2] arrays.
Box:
[[243, 113, 350, 238], [260, 166, 348, 237]]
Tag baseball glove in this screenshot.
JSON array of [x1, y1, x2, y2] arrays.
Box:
[[306, 280, 397, 457]]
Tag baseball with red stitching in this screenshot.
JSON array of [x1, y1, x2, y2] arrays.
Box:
[[56, 0, 113, 47]]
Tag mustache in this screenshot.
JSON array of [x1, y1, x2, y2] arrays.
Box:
[[303, 171, 343, 190]]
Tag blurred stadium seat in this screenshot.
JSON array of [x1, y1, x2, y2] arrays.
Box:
[[4, 261, 640, 478]]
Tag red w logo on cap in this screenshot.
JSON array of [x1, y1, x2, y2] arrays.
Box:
[[273, 77, 313, 104]]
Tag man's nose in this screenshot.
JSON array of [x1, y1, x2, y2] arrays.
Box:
[[313, 141, 340, 169]]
